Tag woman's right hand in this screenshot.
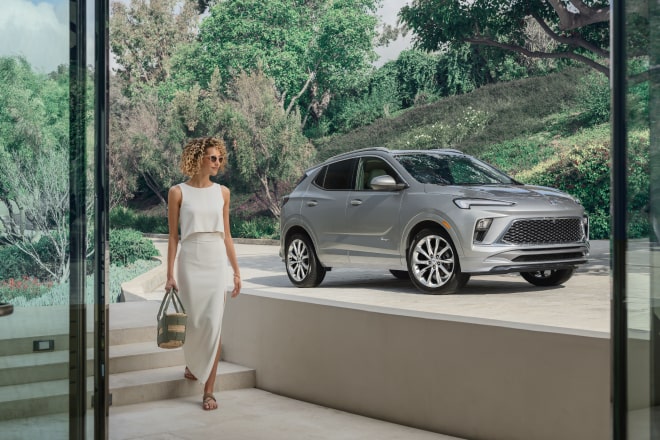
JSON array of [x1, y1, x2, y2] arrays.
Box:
[[165, 277, 178, 292]]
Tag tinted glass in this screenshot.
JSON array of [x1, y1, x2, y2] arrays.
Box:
[[316, 159, 355, 190], [396, 153, 515, 185]]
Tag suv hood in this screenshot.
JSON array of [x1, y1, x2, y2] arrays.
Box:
[[425, 184, 582, 209]]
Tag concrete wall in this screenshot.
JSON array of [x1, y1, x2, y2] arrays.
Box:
[[222, 292, 610, 440]]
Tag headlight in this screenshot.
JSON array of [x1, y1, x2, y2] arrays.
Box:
[[453, 198, 516, 209]]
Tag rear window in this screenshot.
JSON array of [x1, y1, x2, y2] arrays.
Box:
[[314, 159, 355, 190]]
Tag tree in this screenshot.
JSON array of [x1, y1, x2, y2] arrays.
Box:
[[110, 0, 199, 96], [175, 0, 380, 129], [109, 79, 183, 208], [399, 0, 616, 77], [223, 70, 316, 217], [0, 56, 82, 282]]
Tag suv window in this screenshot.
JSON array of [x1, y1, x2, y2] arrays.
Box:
[[314, 158, 356, 190], [356, 157, 399, 190]]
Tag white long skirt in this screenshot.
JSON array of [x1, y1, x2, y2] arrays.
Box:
[[176, 232, 227, 383]]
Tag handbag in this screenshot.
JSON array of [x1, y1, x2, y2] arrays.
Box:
[[157, 287, 187, 349]]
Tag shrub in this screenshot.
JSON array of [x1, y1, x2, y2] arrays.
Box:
[[231, 216, 280, 240], [9, 259, 159, 306], [478, 137, 556, 174], [0, 236, 62, 282], [0, 276, 54, 303], [517, 132, 649, 240], [110, 206, 168, 234], [387, 106, 491, 150], [573, 72, 610, 126], [109, 228, 159, 266]]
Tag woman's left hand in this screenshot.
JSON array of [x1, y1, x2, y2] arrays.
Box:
[[231, 274, 241, 297]]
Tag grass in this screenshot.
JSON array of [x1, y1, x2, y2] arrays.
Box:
[[313, 67, 587, 161]]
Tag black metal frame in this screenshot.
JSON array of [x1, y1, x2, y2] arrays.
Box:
[[69, 0, 110, 438]]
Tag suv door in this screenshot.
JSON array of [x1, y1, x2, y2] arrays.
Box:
[[301, 158, 356, 265], [346, 156, 406, 266]]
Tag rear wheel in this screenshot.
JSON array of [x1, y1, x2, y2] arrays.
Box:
[[407, 228, 468, 294], [520, 268, 574, 287], [285, 234, 326, 287]]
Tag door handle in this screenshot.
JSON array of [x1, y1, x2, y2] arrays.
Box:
[[306, 200, 318, 207], [350, 199, 363, 206]]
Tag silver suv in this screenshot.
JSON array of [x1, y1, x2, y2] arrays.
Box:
[[280, 148, 589, 294]]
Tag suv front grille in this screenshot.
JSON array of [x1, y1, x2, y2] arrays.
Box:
[[501, 218, 584, 245]]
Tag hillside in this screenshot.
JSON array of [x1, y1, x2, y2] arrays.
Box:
[[312, 67, 589, 163]]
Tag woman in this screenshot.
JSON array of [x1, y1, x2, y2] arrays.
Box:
[[165, 137, 241, 411]]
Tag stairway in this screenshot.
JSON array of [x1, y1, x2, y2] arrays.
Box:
[[0, 301, 255, 420]]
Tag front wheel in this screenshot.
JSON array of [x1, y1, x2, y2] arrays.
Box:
[[520, 268, 574, 287], [407, 228, 468, 295], [285, 234, 326, 287]]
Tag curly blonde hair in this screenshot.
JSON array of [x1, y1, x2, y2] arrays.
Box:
[[180, 137, 227, 177]]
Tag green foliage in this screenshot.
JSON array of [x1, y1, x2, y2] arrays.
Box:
[[386, 106, 491, 150], [0, 236, 60, 282], [231, 217, 280, 240], [393, 50, 440, 107], [574, 72, 610, 126], [179, 0, 379, 128], [478, 137, 558, 175], [224, 70, 316, 217], [8, 259, 160, 307], [109, 228, 159, 266], [399, 0, 610, 76], [0, 277, 54, 304], [516, 131, 650, 239], [313, 68, 583, 161], [110, 206, 168, 234], [110, 0, 199, 96], [328, 63, 402, 134]]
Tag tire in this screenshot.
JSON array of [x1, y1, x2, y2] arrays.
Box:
[[407, 228, 468, 294], [285, 233, 326, 287], [389, 269, 410, 280], [520, 268, 574, 287]]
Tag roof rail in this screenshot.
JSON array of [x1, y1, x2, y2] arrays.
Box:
[[316, 147, 391, 164]]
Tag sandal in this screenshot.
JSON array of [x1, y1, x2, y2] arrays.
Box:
[[202, 392, 217, 411], [184, 367, 197, 381]]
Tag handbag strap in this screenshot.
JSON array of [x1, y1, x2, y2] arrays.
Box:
[[157, 288, 186, 320]]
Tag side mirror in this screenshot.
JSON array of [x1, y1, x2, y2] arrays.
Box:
[[370, 175, 407, 191]]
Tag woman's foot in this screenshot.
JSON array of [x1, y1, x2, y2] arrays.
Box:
[[202, 393, 217, 411], [184, 367, 197, 380]]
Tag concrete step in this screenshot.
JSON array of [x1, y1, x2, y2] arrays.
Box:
[[109, 362, 256, 406], [109, 341, 185, 374], [0, 349, 93, 387], [0, 360, 255, 420], [0, 299, 255, 420], [0, 377, 94, 421], [0, 341, 183, 387]]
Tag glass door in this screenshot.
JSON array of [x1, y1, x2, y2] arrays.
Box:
[[0, 1, 109, 438]]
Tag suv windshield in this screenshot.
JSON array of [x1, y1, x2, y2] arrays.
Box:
[[395, 153, 516, 185]]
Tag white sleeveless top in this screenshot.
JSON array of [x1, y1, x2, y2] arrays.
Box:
[[178, 183, 224, 242]]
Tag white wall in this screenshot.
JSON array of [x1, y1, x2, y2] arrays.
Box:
[[222, 292, 610, 440]]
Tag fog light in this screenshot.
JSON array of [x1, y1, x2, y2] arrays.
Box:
[[473, 218, 493, 243]]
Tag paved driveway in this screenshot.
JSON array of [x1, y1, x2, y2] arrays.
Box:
[[148, 238, 650, 335], [233, 240, 625, 334]]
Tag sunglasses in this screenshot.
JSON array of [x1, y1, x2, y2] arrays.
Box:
[[205, 155, 224, 163]]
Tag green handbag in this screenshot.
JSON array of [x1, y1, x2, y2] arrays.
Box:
[[157, 288, 187, 349]]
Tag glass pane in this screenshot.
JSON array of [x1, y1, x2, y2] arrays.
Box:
[[0, 0, 99, 438], [626, 0, 657, 438]]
